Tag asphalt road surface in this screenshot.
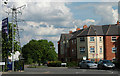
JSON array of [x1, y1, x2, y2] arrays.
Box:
[[1, 67, 120, 76]]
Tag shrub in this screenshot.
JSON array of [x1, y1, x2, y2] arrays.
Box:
[[47, 61, 61, 67], [67, 61, 78, 67]]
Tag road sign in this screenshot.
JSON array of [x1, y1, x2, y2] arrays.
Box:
[[0, 62, 5, 65], [2, 17, 9, 34]]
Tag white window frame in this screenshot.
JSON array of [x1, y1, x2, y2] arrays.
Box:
[[112, 47, 117, 53], [99, 37, 102, 41], [111, 36, 117, 42], [100, 48, 102, 53], [90, 37, 94, 42], [90, 47, 95, 53], [80, 47, 85, 53]]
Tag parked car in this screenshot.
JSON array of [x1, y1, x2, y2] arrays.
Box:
[[79, 60, 98, 69], [97, 60, 115, 70]]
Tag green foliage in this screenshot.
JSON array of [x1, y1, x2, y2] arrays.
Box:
[[47, 61, 61, 67], [2, 23, 21, 71], [22, 39, 58, 65], [27, 58, 33, 64], [67, 61, 78, 67]]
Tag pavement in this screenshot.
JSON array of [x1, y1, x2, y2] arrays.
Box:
[[1, 67, 120, 76]]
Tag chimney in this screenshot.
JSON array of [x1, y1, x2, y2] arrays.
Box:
[[117, 21, 119, 24], [58, 41, 60, 44], [83, 25, 87, 29], [69, 31, 72, 34], [76, 28, 80, 31]]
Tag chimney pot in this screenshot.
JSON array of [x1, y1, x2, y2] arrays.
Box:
[[69, 31, 72, 34], [76, 28, 80, 31], [117, 21, 119, 24], [83, 25, 87, 29]]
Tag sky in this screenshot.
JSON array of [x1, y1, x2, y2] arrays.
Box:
[[0, 0, 120, 53]]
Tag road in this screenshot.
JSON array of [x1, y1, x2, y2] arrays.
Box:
[[1, 67, 120, 76]]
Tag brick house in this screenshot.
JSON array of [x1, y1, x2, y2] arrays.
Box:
[[58, 22, 120, 63], [69, 28, 84, 62], [58, 33, 72, 62], [102, 24, 120, 62]]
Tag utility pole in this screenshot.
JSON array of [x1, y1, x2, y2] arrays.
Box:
[[3, 1, 26, 71], [11, 5, 26, 72]]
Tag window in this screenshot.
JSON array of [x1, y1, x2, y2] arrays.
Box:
[[80, 47, 85, 53], [90, 47, 95, 53], [99, 37, 102, 41], [112, 37, 117, 42], [80, 37, 85, 41], [112, 58, 116, 62], [112, 47, 117, 53], [100, 48, 102, 53], [90, 37, 94, 41]]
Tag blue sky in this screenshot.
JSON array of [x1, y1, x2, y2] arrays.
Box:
[[0, 1, 119, 53]]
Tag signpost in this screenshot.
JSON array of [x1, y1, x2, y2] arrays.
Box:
[[0, 62, 5, 66], [2, 17, 9, 35], [2, 17, 9, 71]]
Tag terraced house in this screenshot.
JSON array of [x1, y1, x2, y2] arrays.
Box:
[[58, 22, 120, 63], [77, 25, 104, 62]]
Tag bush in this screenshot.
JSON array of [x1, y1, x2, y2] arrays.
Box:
[[67, 61, 78, 67], [14, 60, 24, 71], [47, 61, 61, 67]]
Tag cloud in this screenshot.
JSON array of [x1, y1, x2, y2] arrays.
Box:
[[47, 36, 60, 41], [72, 19, 96, 28], [75, 3, 118, 25], [22, 21, 64, 36], [21, 35, 32, 46], [94, 4, 118, 24], [19, 2, 73, 27]]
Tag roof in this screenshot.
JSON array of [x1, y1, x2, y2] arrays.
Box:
[[60, 24, 120, 41], [77, 24, 120, 37], [105, 25, 120, 35], [70, 29, 84, 39], [60, 34, 72, 41], [77, 25, 104, 36]]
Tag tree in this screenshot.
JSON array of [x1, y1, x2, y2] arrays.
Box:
[[22, 39, 57, 66], [2, 23, 21, 71]]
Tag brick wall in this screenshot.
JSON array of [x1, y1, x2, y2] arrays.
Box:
[[104, 36, 120, 61], [69, 39, 77, 61]]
